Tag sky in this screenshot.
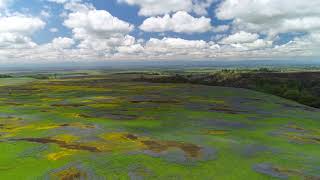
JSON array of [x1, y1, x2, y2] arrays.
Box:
[[0, 0, 319, 64]]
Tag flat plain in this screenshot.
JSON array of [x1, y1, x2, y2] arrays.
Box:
[[0, 71, 319, 179]]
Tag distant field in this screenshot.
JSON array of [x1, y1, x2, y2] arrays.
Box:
[[138, 70, 320, 108], [0, 78, 36, 86], [0, 71, 319, 179]]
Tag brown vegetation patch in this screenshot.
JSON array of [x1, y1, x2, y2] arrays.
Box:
[[52, 167, 87, 180], [60, 123, 95, 129], [272, 167, 320, 180], [101, 132, 203, 158], [51, 103, 85, 108], [206, 130, 229, 135], [141, 140, 201, 158], [130, 98, 180, 104], [286, 124, 306, 131], [77, 114, 92, 118], [14, 138, 100, 152], [272, 167, 302, 177], [276, 124, 320, 144], [80, 111, 138, 120], [5, 102, 24, 106], [104, 113, 138, 120], [284, 134, 320, 144], [89, 113, 138, 121], [253, 163, 306, 179], [124, 133, 139, 140]]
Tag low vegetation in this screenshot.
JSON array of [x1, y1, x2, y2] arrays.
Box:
[[0, 74, 12, 78]]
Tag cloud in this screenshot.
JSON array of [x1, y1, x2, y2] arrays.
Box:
[[49, 28, 58, 33], [118, 0, 192, 16], [218, 31, 273, 51], [192, 0, 215, 15], [51, 37, 74, 49], [1, 0, 320, 63], [139, 37, 220, 59], [0, 0, 11, 9], [219, 31, 258, 44], [118, 0, 214, 16], [64, 1, 94, 12], [76, 35, 137, 52], [117, 44, 144, 55], [147, 37, 208, 49], [213, 25, 229, 33], [140, 11, 212, 33], [61, 2, 140, 58], [40, 10, 51, 18], [216, 0, 320, 37], [64, 7, 134, 39], [0, 14, 45, 49], [273, 31, 320, 57], [47, 0, 69, 4], [0, 15, 45, 34], [229, 39, 273, 51], [214, 0, 320, 57], [0, 33, 36, 48]]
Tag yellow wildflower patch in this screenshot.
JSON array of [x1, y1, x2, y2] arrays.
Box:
[[36, 125, 61, 130], [47, 149, 78, 161], [206, 130, 229, 135], [53, 134, 79, 143], [88, 103, 119, 108]]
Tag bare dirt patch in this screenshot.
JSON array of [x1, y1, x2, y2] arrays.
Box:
[[141, 140, 201, 158]]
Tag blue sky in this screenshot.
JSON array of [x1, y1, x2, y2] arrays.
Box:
[[0, 0, 319, 63]]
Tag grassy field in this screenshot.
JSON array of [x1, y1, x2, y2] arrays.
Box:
[[0, 71, 319, 179]]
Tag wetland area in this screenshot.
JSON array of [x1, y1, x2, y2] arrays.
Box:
[[0, 70, 319, 179]]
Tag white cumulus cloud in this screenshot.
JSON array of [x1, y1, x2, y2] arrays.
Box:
[[140, 11, 212, 33], [0, 14, 45, 49], [47, 0, 70, 4], [220, 31, 258, 44], [0, 0, 11, 9], [64, 8, 134, 39], [51, 37, 75, 49], [0, 15, 45, 34], [49, 28, 58, 33], [216, 0, 320, 37], [118, 0, 214, 16]]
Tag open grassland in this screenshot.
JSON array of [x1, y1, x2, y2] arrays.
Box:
[[0, 71, 319, 179]]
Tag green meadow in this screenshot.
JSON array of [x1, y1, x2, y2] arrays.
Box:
[[0, 71, 319, 179]]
